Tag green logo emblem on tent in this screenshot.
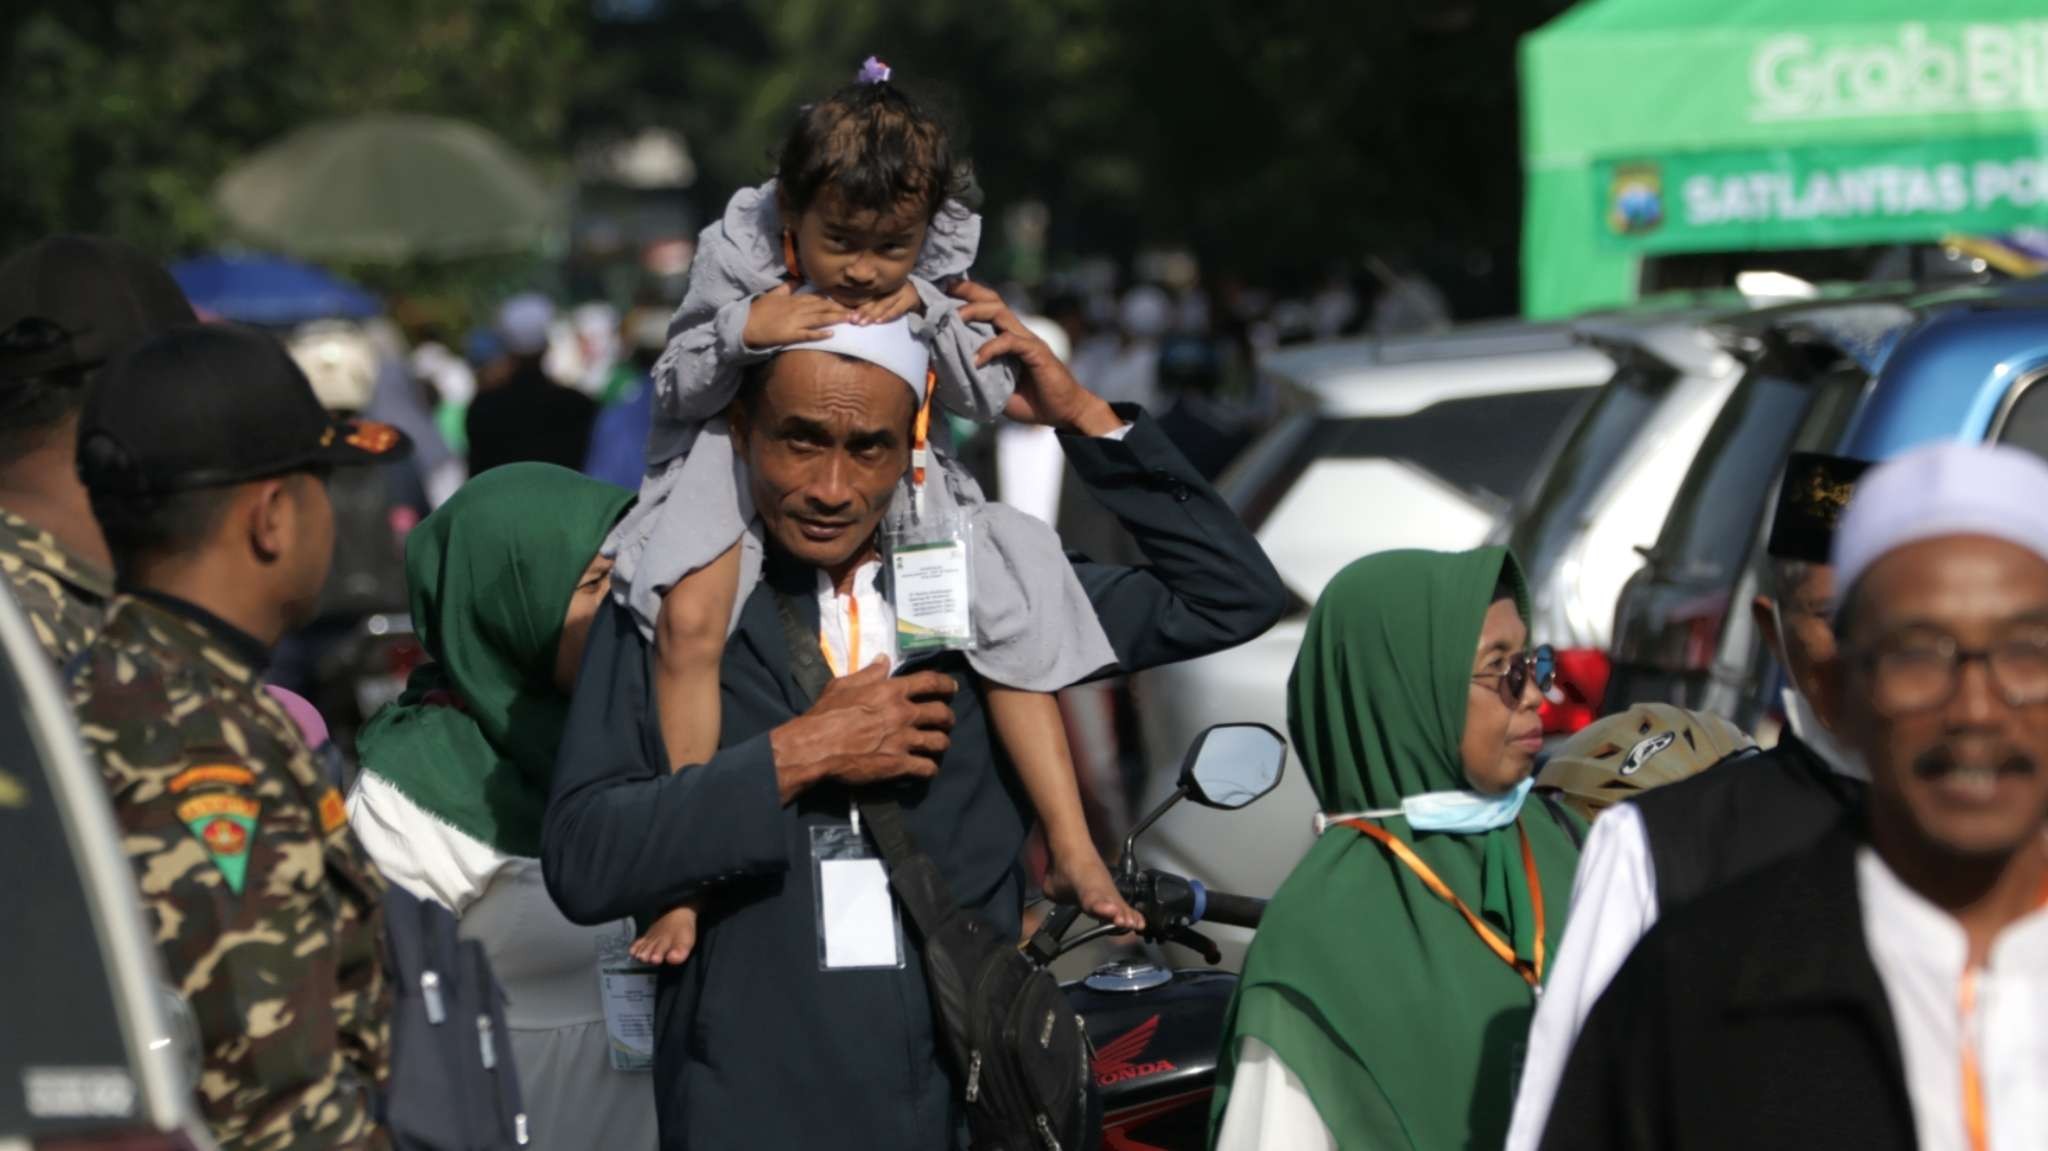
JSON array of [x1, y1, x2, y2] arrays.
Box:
[[1609, 164, 1664, 236]]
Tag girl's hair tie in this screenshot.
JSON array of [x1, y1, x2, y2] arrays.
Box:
[[857, 56, 892, 85]]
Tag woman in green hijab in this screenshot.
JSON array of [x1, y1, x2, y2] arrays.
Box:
[[347, 463, 658, 1150], [1210, 547, 1582, 1150]]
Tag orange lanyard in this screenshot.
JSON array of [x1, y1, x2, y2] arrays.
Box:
[[912, 376, 935, 493], [1331, 817, 1547, 992], [1961, 970, 1987, 1151], [1955, 873, 2048, 1151], [819, 592, 861, 679]]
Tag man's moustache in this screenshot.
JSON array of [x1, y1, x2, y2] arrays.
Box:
[[1912, 745, 2038, 780]]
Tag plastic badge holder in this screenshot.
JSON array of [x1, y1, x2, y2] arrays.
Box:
[[812, 820, 906, 971], [594, 922, 657, 1070], [886, 513, 975, 655]]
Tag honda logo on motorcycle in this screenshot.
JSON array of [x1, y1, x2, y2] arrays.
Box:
[[1093, 1014, 1178, 1086]]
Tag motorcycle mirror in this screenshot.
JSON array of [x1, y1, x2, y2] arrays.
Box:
[[1179, 723, 1287, 810]]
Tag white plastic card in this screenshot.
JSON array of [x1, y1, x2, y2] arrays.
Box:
[[887, 516, 974, 654], [812, 824, 905, 970]]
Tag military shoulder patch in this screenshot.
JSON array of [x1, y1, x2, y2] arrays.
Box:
[[175, 792, 260, 894], [318, 788, 348, 834], [168, 764, 256, 793]]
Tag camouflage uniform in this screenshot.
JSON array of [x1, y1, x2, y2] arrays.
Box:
[[0, 507, 111, 665], [73, 595, 392, 1150]]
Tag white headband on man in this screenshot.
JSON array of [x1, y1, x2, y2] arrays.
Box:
[[793, 312, 931, 405], [1830, 439, 2048, 617]]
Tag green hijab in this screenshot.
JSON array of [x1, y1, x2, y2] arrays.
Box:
[[1210, 548, 1582, 1150], [354, 463, 633, 857]]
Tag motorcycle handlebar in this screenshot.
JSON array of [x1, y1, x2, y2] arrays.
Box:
[[1191, 885, 1266, 930]]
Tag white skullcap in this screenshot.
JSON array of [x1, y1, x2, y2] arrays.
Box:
[[411, 342, 476, 408], [792, 315, 930, 404], [1120, 285, 1171, 340], [287, 320, 378, 414], [1022, 314, 1071, 364], [573, 301, 618, 338], [497, 292, 555, 356], [1831, 440, 2048, 617]]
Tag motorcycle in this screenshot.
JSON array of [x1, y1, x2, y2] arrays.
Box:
[[308, 611, 425, 784], [1028, 723, 1287, 1151]]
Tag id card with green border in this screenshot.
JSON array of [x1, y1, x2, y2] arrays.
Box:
[[887, 517, 974, 654]]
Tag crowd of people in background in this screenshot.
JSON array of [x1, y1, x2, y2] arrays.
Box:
[[234, 235, 1452, 831]]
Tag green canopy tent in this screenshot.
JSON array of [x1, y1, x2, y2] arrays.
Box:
[[1521, 0, 2048, 318], [216, 114, 559, 264]]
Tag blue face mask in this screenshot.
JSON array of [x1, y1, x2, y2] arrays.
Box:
[[1315, 776, 1534, 837]]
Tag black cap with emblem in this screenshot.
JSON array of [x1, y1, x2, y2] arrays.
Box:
[[1766, 452, 1872, 565], [0, 236, 196, 382], [79, 324, 410, 497]]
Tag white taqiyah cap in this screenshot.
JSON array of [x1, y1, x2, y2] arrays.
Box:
[[796, 314, 931, 404], [1023, 314, 1070, 364], [287, 320, 377, 414], [1831, 440, 2048, 618], [1120, 284, 1171, 340], [497, 292, 555, 356]]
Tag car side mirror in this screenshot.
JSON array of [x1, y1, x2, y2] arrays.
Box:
[[160, 984, 202, 1091]]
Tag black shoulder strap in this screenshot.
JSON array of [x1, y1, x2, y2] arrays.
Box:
[[1538, 789, 1586, 851], [774, 589, 833, 705], [853, 796, 958, 938], [773, 588, 961, 939]]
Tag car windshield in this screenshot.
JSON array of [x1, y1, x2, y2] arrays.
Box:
[[0, 640, 134, 1136], [1224, 387, 1593, 534], [1711, 366, 1872, 724], [1651, 345, 1868, 586], [1995, 371, 2048, 463], [1507, 362, 1675, 581]]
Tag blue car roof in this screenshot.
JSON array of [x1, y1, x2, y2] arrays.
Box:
[[1839, 290, 2048, 460]]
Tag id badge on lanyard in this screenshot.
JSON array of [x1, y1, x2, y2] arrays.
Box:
[[594, 922, 657, 1070], [886, 512, 975, 655], [811, 812, 906, 971]]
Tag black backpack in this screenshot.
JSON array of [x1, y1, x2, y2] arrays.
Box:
[[777, 594, 1098, 1151], [380, 885, 529, 1149]]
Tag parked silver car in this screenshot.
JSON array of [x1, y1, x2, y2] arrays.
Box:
[[1129, 323, 1614, 967], [1496, 312, 1748, 732], [1603, 298, 1916, 718]]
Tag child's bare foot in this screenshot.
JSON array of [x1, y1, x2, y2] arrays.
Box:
[[1044, 848, 1143, 932], [630, 904, 700, 966]]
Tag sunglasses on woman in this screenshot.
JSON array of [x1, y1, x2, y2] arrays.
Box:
[[1471, 644, 1555, 705]]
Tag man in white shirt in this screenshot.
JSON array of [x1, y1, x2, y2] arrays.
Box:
[[1507, 454, 1870, 1149], [1538, 440, 2048, 1150]]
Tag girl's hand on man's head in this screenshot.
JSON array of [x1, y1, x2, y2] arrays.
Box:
[[743, 283, 850, 348], [848, 282, 923, 327]]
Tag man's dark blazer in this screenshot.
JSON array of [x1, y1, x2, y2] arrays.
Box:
[[1540, 825, 1916, 1151], [541, 409, 1289, 1149]]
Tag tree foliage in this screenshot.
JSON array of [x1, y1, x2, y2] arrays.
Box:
[[0, 0, 598, 255], [577, 0, 1578, 311], [1, 0, 1575, 314]]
